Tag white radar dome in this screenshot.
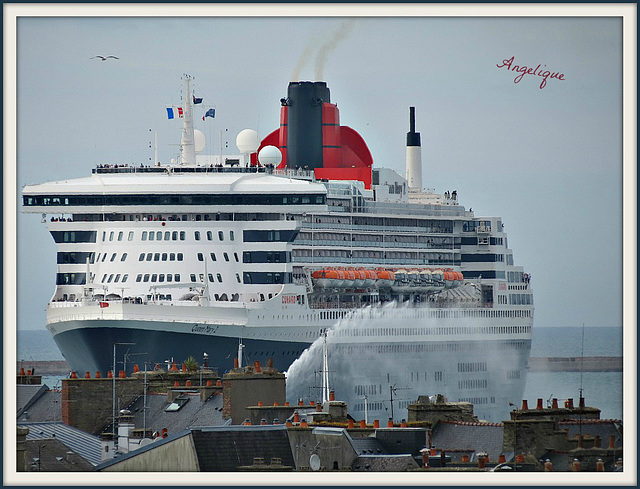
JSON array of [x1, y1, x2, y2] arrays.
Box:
[[258, 145, 282, 167], [194, 129, 206, 154], [235, 129, 259, 154]]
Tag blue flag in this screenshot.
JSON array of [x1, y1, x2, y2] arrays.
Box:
[[193, 95, 203, 104], [203, 108, 215, 121]]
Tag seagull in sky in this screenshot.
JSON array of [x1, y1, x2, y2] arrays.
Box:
[[91, 55, 119, 61]]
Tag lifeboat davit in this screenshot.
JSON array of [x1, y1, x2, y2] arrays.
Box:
[[311, 269, 345, 288], [375, 269, 395, 288]]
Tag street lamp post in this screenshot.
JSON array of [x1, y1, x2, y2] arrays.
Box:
[[509, 402, 517, 471]]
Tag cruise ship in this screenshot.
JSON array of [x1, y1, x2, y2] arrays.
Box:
[[22, 77, 534, 422]]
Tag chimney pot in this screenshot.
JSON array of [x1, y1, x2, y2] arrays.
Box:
[[95, 371, 102, 378], [185, 380, 192, 387], [234, 358, 239, 368], [461, 454, 470, 463], [609, 435, 616, 449], [118, 370, 126, 378], [107, 370, 113, 378], [498, 454, 506, 464], [373, 419, 379, 428], [348, 419, 354, 429], [360, 420, 366, 429], [545, 460, 554, 472], [536, 398, 543, 410], [387, 419, 394, 427], [85, 371, 91, 378], [521, 399, 529, 410], [552, 398, 558, 409], [19, 367, 25, 376], [254, 361, 261, 373], [329, 390, 335, 401]]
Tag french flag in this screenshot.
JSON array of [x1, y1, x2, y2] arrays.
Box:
[[166, 107, 184, 119]]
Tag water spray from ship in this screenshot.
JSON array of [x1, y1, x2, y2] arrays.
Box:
[[286, 297, 529, 423]]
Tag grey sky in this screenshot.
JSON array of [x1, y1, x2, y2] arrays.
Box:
[[10, 8, 630, 336]]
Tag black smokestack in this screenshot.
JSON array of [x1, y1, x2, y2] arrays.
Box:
[[407, 106, 421, 147], [285, 81, 330, 170]]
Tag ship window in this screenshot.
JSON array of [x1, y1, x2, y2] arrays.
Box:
[[149, 232, 154, 241], [217, 273, 223, 282], [182, 215, 188, 221], [158, 274, 165, 282], [223, 253, 229, 262], [198, 253, 204, 261], [102, 254, 107, 262], [109, 231, 114, 241], [118, 231, 123, 241], [170, 253, 175, 261], [155, 231, 161, 240], [199, 274, 204, 282], [122, 274, 128, 282], [180, 231, 186, 240], [218, 231, 224, 241], [151, 274, 157, 282], [136, 274, 142, 282], [208, 273, 214, 282], [102, 274, 107, 282], [234, 252, 239, 262], [236, 273, 241, 283], [154, 253, 160, 261], [114, 274, 121, 283], [144, 274, 150, 282], [164, 231, 170, 240], [190, 274, 196, 282], [194, 231, 201, 241], [207, 231, 213, 240], [162, 253, 167, 261], [210, 252, 217, 261], [142, 231, 147, 241], [146, 253, 152, 261], [166, 274, 172, 282], [102, 231, 106, 241], [177, 253, 183, 261], [110, 253, 116, 262], [230, 230, 235, 241], [128, 231, 134, 241], [121, 253, 127, 261], [172, 231, 178, 240], [174, 273, 180, 282], [107, 274, 114, 283]]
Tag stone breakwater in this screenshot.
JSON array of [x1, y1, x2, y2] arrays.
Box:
[[528, 356, 622, 373]]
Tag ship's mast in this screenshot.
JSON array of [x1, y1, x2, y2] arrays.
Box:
[[321, 331, 330, 404], [180, 74, 196, 166]]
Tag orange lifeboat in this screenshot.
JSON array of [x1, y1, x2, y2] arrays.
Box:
[[375, 269, 394, 288], [443, 270, 455, 288], [342, 269, 356, 288], [311, 268, 344, 288], [351, 269, 366, 288], [362, 269, 377, 288]]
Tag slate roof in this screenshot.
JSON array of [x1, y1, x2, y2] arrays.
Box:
[[19, 421, 103, 466], [25, 438, 94, 472], [352, 454, 420, 471], [431, 421, 505, 461], [351, 437, 389, 456], [191, 425, 295, 471], [17, 386, 61, 422], [121, 391, 227, 436], [558, 419, 623, 448]]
